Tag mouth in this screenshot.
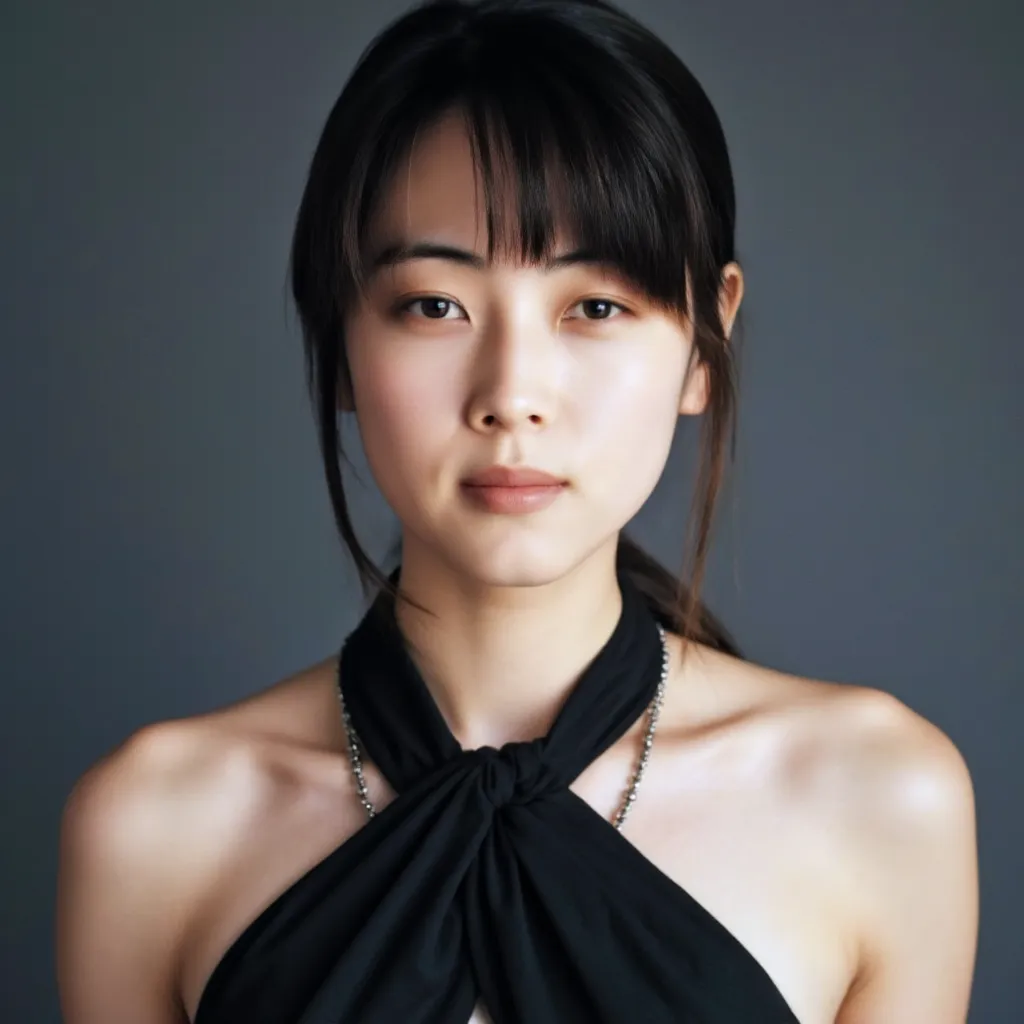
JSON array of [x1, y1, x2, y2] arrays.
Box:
[[460, 465, 567, 488], [459, 480, 567, 515]]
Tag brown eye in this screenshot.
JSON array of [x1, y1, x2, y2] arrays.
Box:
[[570, 298, 628, 321], [399, 296, 465, 320]]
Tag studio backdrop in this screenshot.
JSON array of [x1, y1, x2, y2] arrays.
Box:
[[2, 0, 1020, 1020]]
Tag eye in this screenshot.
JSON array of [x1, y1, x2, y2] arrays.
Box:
[[396, 296, 466, 321], [393, 294, 630, 324], [566, 297, 629, 321]]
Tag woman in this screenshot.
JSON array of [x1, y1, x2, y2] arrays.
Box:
[[56, 0, 978, 1021]]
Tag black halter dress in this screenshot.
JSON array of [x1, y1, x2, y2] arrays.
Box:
[[193, 569, 800, 1023]]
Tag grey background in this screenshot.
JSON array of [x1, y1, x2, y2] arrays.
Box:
[[3, 0, 1020, 1019]]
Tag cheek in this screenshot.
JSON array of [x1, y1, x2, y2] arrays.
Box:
[[577, 349, 684, 505], [350, 345, 459, 501], [346, 318, 688, 535]]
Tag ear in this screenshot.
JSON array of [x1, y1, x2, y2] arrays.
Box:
[[678, 355, 708, 416], [678, 262, 745, 417], [718, 262, 744, 339]]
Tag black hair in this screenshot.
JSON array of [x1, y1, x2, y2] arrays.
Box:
[[290, 0, 743, 655]]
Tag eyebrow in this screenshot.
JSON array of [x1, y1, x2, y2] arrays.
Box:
[[367, 241, 608, 276]]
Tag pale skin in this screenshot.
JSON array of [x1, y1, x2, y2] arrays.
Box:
[[56, 111, 979, 1023]]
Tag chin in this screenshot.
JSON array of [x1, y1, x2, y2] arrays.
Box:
[[441, 535, 608, 591]]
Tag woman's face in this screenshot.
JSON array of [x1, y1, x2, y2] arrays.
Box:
[[343, 111, 733, 588]]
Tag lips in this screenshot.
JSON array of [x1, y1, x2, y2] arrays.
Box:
[[461, 465, 567, 488], [459, 466, 567, 515]]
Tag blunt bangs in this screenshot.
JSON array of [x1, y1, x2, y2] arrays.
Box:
[[292, 0, 736, 333]]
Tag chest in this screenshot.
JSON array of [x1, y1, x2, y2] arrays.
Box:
[[183, 734, 858, 1024]]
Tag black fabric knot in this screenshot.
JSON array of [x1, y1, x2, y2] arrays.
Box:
[[193, 568, 802, 1024], [472, 738, 549, 810]]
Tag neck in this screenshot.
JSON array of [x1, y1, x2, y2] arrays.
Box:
[[392, 538, 625, 750]]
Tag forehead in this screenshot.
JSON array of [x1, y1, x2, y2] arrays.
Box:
[[366, 110, 571, 260]]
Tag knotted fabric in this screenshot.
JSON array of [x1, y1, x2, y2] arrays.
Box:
[[194, 568, 799, 1023]]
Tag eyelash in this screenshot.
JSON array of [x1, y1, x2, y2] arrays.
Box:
[[394, 295, 631, 323]]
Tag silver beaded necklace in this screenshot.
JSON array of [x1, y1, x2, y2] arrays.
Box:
[[337, 622, 669, 832]]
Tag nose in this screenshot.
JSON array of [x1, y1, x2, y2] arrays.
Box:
[[465, 315, 559, 434]]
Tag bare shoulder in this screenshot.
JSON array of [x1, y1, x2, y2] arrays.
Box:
[[685, 643, 978, 1023], [57, 657, 342, 1023], [804, 682, 978, 1022], [57, 714, 232, 1022], [813, 682, 975, 827], [759, 658, 974, 818], [679, 640, 974, 816], [778, 665, 977, 868], [60, 654, 344, 885], [61, 711, 262, 885], [695, 643, 976, 873]]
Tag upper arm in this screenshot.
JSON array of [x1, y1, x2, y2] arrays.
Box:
[[836, 693, 979, 1024], [56, 727, 195, 1024]]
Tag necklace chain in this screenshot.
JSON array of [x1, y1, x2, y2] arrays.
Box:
[[337, 623, 669, 833]]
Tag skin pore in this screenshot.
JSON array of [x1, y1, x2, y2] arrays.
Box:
[[56, 110, 978, 1024]]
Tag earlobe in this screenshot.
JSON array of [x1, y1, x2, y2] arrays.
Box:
[[678, 360, 709, 416]]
